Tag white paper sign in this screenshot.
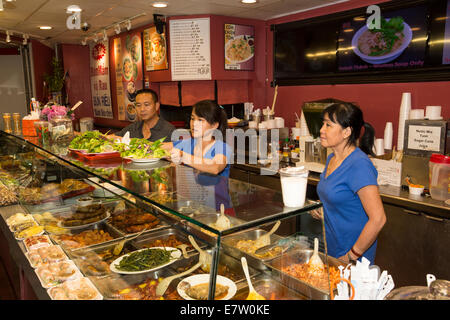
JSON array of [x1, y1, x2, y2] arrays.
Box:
[[170, 18, 211, 81], [407, 125, 441, 152], [90, 40, 113, 118], [371, 158, 402, 187]]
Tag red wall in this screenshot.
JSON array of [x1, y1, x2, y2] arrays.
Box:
[[262, 0, 449, 147], [31, 40, 54, 102], [61, 44, 94, 120]]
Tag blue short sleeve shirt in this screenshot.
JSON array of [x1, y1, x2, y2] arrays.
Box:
[[317, 148, 379, 264], [173, 138, 232, 177]]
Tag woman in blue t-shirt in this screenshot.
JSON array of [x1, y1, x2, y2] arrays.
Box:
[[314, 103, 386, 265], [163, 100, 232, 177]]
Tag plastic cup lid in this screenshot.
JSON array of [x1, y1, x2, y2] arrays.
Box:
[[279, 166, 309, 177]]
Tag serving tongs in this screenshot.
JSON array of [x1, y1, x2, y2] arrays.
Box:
[[112, 227, 148, 256], [155, 260, 202, 297], [188, 235, 212, 273]]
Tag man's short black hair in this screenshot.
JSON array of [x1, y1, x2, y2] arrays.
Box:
[[135, 88, 158, 103]]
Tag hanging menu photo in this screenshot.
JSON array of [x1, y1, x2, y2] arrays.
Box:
[[170, 18, 211, 81]]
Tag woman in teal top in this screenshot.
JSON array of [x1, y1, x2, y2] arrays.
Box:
[[164, 100, 232, 177], [315, 103, 386, 265]]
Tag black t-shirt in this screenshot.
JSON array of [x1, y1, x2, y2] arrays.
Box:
[[115, 117, 176, 142]]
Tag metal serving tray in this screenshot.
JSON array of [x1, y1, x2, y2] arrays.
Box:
[[67, 239, 139, 277], [221, 228, 283, 271], [232, 274, 308, 300], [264, 249, 346, 300], [131, 227, 199, 254], [169, 249, 260, 289], [88, 269, 179, 300], [49, 221, 125, 252]]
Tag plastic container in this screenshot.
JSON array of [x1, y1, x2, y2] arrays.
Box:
[[79, 117, 94, 133], [2, 113, 12, 133], [279, 166, 309, 207], [429, 154, 450, 201], [408, 185, 424, 196]]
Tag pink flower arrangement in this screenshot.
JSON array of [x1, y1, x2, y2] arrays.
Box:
[[40, 105, 75, 122]]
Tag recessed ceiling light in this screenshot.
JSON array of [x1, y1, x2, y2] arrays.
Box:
[[39, 26, 52, 30], [152, 2, 168, 8], [66, 5, 82, 13], [241, 0, 257, 4]]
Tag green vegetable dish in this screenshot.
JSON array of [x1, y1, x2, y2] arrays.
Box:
[[120, 137, 169, 159], [69, 131, 117, 153], [115, 248, 177, 272]]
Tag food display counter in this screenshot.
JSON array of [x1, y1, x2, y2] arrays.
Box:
[[0, 131, 342, 300]]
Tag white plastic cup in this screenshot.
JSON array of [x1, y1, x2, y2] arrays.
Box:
[[409, 109, 425, 120], [275, 117, 285, 128], [425, 106, 442, 120], [374, 138, 385, 156], [279, 167, 309, 207], [384, 122, 393, 150], [267, 119, 276, 129], [248, 121, 257, 129]]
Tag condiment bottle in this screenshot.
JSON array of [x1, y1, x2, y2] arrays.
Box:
[[13, 113, 21, 135], [2, 113, 12, 133]]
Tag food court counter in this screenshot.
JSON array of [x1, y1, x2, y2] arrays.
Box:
[[231, 162, 450, 287]]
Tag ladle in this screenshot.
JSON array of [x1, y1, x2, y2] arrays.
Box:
[[214, 203, 231, 231], [308, 237, 324, 268], [241, 257, 266, 300], [155, 261, 202, 297], [254, 220, 281, 249], [188, 235, 212, 272]]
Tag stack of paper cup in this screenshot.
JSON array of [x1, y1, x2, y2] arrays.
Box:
[[409, 109, 425, 120], [259, 121, 267, 129], [267, 119, 276, 129], [291, 127, 302, 139], [248, 121, 257, 129], [300, 110, 310, 137], [425, 106, 442, 120], [374, 138, 385, 156], [384, 122, 393, 150], [397, 92, 411, 151], [275, 117, 285, 128]]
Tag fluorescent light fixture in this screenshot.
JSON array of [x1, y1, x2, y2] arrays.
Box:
[[39, 26, 52, 30], [241, 0, 257, 3], [152, 2, 168, 8], [66, 5, 82, 13]]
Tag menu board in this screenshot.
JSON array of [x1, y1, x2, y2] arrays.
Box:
[[337, 5, 428, 71], [170, 18, 211, 81], [224, 24, 255, 70], [443, 0, 450, 64], [89, 40, 113, 118], [143, 26, 168, 71], [113, 32, 143, 121]]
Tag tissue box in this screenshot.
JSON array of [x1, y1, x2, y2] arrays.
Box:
[[22, 119, 38, 136]]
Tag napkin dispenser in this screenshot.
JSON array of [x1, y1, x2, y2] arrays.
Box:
[[401, 119, 448, 188]]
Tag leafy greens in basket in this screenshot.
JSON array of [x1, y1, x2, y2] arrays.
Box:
[[121, 137, 168, 159]]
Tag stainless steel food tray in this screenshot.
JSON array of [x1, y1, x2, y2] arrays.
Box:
[[221, 228, 283, 271], [169, 248, 260, 289], [232, 274, 308, 300], [49, 221, 126, 253], [264, 249, 345, 300]]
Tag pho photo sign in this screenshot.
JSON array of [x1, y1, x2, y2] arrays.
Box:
[[224, 24, 255, 71]]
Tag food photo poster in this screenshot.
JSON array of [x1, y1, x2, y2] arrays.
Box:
[[224, 24, 255, 70], [337, 4, 428, 71], [113, 32, 143, 121], [144, 26, 168, 71]]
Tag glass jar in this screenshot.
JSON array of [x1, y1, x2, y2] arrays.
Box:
[[33, 120, 51, 148], [2, 113, 12, 133], [50, 115, 74, 155], [429, 153, 450, 201], [12, 113, 22, 135]]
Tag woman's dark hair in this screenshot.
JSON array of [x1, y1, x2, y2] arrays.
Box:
[[322, 103, 375, 156], [192, 100, 227, 139]]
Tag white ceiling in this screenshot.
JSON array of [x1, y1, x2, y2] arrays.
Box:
[[0, 0, 348, 45]]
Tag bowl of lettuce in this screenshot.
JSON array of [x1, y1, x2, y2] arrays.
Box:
[[69, 131, 118, 154], [121, 137, 169, 162]]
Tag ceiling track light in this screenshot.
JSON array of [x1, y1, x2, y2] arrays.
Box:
[[126, 20, 132, 31], [103, 29, 107, 41], [93, 34, 98, 43], [22, 34, 29, 45], [114, 24, 121, 34], [6, 31, 11, 43]]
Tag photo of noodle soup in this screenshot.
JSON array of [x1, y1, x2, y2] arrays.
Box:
[[225, 35, 254, 63], [150, 33, 166, 65], [351, 17, 412, 65], [122, 56, 133, 81]]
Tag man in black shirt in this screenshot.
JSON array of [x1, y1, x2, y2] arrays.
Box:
[[112, 88, 175, 142]]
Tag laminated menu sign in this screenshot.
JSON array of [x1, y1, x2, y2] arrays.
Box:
[[113, 32, 143, 121], [143, 26, 168, 71], [170, 18, 211, 81], [407, 125, 441, 152], [224, 24, 255, 70], [89, 40, 113, 118]]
